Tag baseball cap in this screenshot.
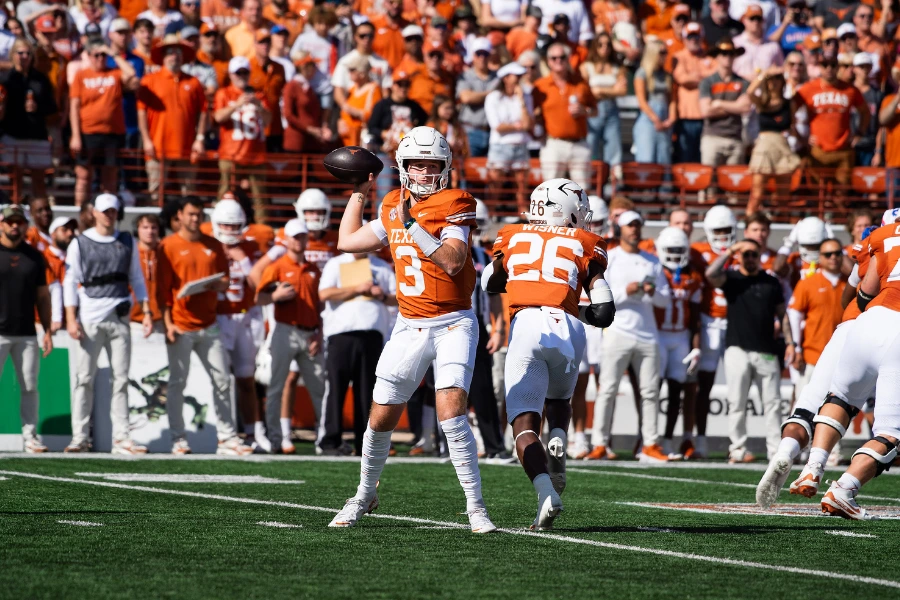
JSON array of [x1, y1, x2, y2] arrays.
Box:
[[345, 54, 370, 71], [470, 37, 492, 55], [552, 13, 570, 24], [803, 33, 822, 50], [742, 4, 763, 19], [0, 204, 27, 222], [35, 14, 58, 33], [48, 216, 77, 235], [181, 25, 200, 38], [617, 210, 643, 226], [683, 21, 703, 36], [425, 40, 443, 54], [431, 15, 448, 27], [271, 25, 288, 35], [821, 27, 838, 41], [454, 5, 475, 20], [84, 22, 102, 38], [526, 5, 543, 19], [228, 55, 251, 73], [402, 24, 424, 38], [94, 193, 119, 213], [852, 52, 873, 66], [295, 53, 319, 67], [110, 17, 131, 33], [392, 69, 412, 82], [255, 28, 271, 42], [284, 218, 308, 238], [200, 22, 219, 35], [497, 61, 527, 78], [837, 23, 857, 38]]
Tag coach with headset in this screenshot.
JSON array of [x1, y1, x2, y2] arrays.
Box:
[[64, 193, 152, 455]]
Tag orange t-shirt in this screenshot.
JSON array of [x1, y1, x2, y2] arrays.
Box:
[[409, 71, 454, 115], [592, 0, 635, 33], [261, 0, 311, 44], [866, 222, 900, 311], [395, 55, 425, 79], [157, 233, 229, 331], [137, 69, 207, 159], [71, 67, 126, 135], [117, 0, 149, 24], [132, 245, 162, 322], [217, 240, 258, 315], [655, 267, 703, 332], [249, 56, 286, 137], [340, 81, 382, 147], [379, 188, 477, 319], [532, 75, 595, 141], [692, 240, 730, 319], [370, 14, 408, 70], [881, 94, 900, 168], [506, 28, 538, 60], [788, 271, 846, 364], [796, 78, 866, 152], [201, 0, 242, 30], [638, 0, 674, 37], [257, 253, 321, 328], [493, 224, 608, 320], [214, 85, 268, 165]]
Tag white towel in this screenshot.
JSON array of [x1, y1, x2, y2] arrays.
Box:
[[391, 325, 431, 380], [539, 307, 575, 373]]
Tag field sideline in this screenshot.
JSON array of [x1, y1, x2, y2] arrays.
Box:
[[2, 455, 899, 599]]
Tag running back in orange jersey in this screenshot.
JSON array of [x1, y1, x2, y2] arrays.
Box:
[[379, 188, 478, 319], [217, 239, 258, 315], [692, 240, 730, 319], [655, 268, 703, 332], [866, 222, 900, 311], [492, 224, 608, 320]]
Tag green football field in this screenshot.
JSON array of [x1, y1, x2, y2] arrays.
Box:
[[2, 454, 899, 599]]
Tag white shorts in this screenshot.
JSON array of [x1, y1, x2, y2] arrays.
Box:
[[699, 314, 727, 373], [578, 322, 603, 374], [505, 308, 586, 424], [830, 308, 900, 422], [373, 311, 478, 405], [217, 308, 264, 379], [658, 329, 690, 383]]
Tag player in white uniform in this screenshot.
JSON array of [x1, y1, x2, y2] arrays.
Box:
[[329, 126, 496, 533], [483, 179, 612, 529]]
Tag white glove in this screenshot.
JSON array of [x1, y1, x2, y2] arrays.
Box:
[[682, 348, 701, 376]]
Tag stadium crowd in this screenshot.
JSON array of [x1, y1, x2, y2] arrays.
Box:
[[0, 0, 893, 465]]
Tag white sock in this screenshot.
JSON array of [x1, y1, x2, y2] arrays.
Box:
[[808, 447, 830, 466], [253, 421, 272, 452], [280, 417, 291, 440], [837, 473, 861, 492], [440, 415, 485, 512], [532, 473, 554, 498], [574, 431, 587, 445], [354, 425, 392, 502], [254, 420, 266, 437], [777, 437, 802, 460]]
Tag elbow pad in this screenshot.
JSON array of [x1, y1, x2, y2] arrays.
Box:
[[857, 288, 875, 312]]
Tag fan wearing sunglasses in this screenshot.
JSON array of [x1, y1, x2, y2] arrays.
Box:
[[706, 238, 786, 465]]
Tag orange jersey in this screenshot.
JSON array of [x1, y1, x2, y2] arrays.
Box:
[[157, 233, 229, 331], [26, 226, 50, 252], [655, 268, 703, 332], [841, 243, 872, 323], [492, 224, 608, 321], [214, 86, 268, 165], [257, 253, 321, 328], [70, 67, 126, 135], [866, 222, 900, 311], [692, 241, 730, 319], [795, 78, 866, 152], [217, 240, 258, 315], [788, 271, 847, 364], [378, 188, 477, 319], [132, 245, 162, 322]]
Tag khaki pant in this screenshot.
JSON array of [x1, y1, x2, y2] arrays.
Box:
[[218, 160, 266, 223], [809, 146, 853, 185], [724, 345, 782, 458], [701, 134, 744, 167], [165, 324, 236, 442], [0, 334, 40, 440], [146, 158, 195, 195], [71, 313, 132, 445], [267, 322, 328, 446], [591, 328, 661, 447], [539, 138, 592, 191]]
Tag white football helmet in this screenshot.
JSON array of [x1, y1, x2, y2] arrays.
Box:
[[657, 226, 690, 271], [211, 199, 246, 245], [703, 205, 737, 255], [882, 208, 900, 226], [395, 126, 452, 197], [588, 195, 609, 234], [796, 216, 828, 264], [294, 188, 331, 231], [475, 198, 490, 229], [527, 179, 591, 229]]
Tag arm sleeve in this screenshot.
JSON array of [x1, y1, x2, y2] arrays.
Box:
[[129, 241, 148, 302], [49, 281, 63, 322], [63, 238, 82, 308], [848, 263, 860, 287], [266, 244, 287, 261], [483, 92, 501, 129], [787, 307, 804, 347], [650, 264, 671, 308], [369, 218, 389, 245], [440, 225, 469, 243]]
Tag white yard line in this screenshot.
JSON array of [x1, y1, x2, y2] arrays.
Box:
[[825, 530, 877, 539], [75, 473, 304, 484], [257, 521, 303, 529], [3, 469, 899, 589], [58, 520, 102, 527]]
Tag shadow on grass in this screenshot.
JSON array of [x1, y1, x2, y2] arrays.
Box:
[[0, 510, 149, 516]]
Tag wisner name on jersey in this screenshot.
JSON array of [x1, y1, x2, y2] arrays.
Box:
[[521, 224, 578, 236]]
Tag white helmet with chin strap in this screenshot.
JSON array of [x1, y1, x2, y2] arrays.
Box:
[[294, 188, 331, 231], [656, 226, 690, 271], [395, 126, 452, 197], [703, 205, 737, 255], [211, 199, 246, 245], [796, 216, 828, 263], [527, 178, 591, 229], [588, 195, 609, 234]]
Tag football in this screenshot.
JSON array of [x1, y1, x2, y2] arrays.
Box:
[[323, 146, 384, 184]]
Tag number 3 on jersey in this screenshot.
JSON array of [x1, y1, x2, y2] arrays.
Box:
[[507, 232, 583, 287], [395, 245, 425, 296]]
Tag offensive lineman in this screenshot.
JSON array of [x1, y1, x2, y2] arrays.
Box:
[[484, 179, 613, 529], [328, 126, 496, 533]]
